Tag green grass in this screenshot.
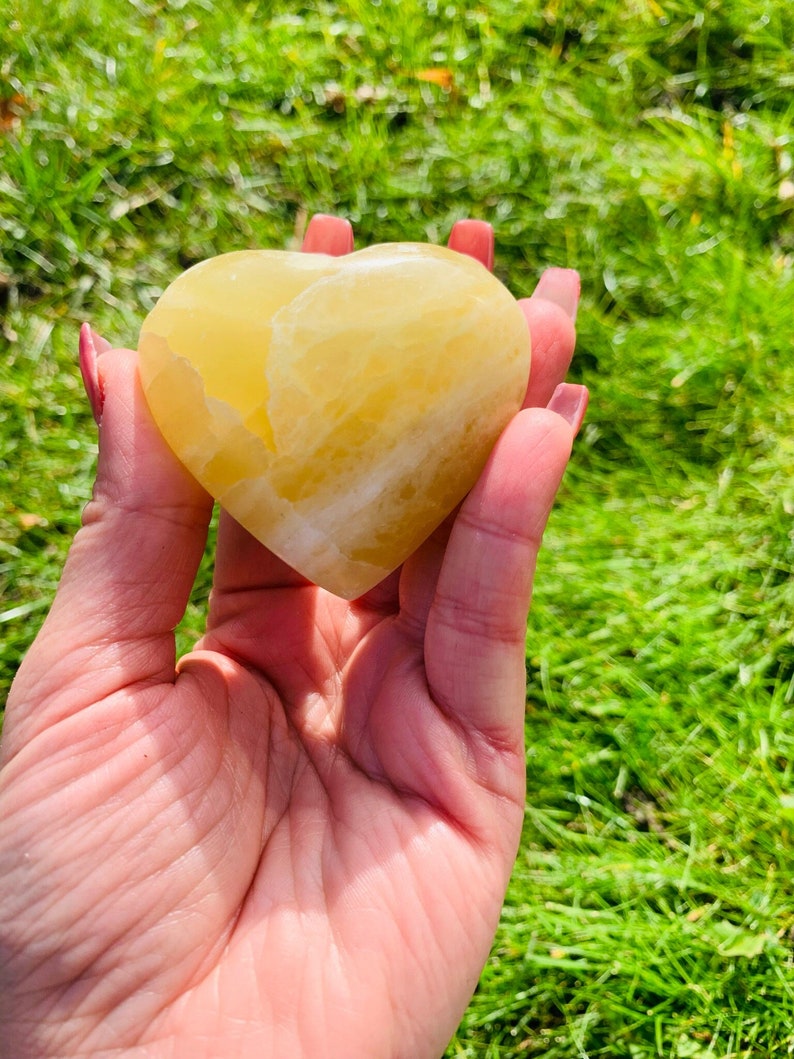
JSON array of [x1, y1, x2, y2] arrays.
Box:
[[2, 0, 794, 1054]]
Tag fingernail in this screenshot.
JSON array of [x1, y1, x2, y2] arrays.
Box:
[[448, 220, 494, 271], [90, 327, 112, 354], [79, 323, 104, 424], [547, 383, 589, 433], [301, 214, 354, 256], [533, 268, 580, 322]]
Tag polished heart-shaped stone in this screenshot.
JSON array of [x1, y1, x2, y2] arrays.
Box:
[[137, 242, 531, 598]]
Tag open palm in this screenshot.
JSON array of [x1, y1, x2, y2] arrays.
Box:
[[0, 217, 585, 1059]]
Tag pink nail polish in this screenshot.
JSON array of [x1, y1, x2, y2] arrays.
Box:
[[547, 383, 589, 432], [448, 220, 495, 271], [79, 323, 104, 424], [302, 214, 354, 256], [90, 327, 113, 354], [533, 268, 580, 322]]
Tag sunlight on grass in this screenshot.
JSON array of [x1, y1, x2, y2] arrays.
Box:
[[2, 0, 794, 1054]]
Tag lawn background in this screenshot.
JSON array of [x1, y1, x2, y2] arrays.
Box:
[[2, 0, 794, 1055]]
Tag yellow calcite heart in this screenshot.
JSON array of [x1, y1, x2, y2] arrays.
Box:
[[138, 243, 530, 598]]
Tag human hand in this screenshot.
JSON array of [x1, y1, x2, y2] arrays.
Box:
[[0, 216, 586, 1059]]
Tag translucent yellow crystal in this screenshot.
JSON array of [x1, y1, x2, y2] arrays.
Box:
[[138, 243, 530, 598]]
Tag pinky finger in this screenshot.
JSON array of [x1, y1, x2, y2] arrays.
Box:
[[425, 386, 587, 744]]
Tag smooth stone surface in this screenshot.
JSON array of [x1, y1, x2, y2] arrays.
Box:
[[137, 243, 531, 598]]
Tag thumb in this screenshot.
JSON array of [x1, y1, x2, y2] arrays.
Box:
[[6, 327, 213, 744]]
